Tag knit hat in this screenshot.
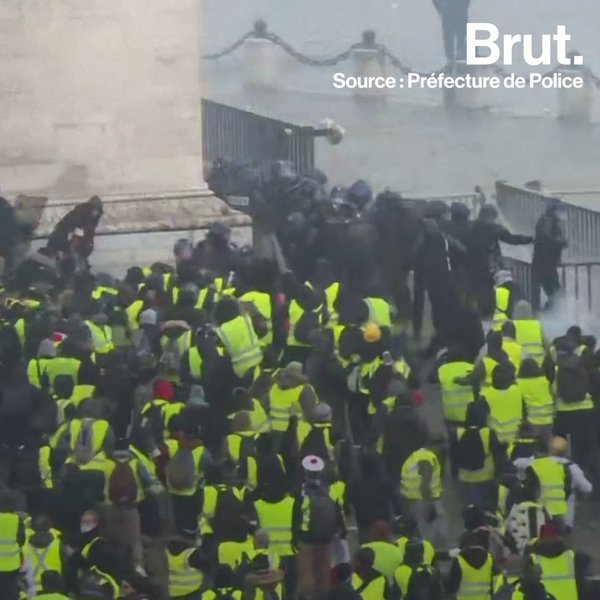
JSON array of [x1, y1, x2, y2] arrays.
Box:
[[140, 309, 157, 326], [37, 338, 57, 358], [311, 403, 332, 423], [363, 322, 381, 343], [153, 379, 174, 401]]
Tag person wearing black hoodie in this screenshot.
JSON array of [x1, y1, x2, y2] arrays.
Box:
[[445, 531, 496, 599], [346, 452, 402, 544]]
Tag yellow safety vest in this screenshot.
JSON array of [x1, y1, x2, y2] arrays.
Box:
[[493, 286, 511, 330], [517, 377, 555, 426], [69, 419, 109, 456], [85, 321, 114, 355], [27, 357, 53, 389], [351, 573, 386, 600], [44, 357, 81, 389], [456, 427, 495, 483], [240, 291, 273, 346], [531, 550, 578, 600], [165, 440, 205, 496], [92, 286, 119, 302], [483, 386, 523, 444], [364, 297, 392, 329], [162, 402, 185, 437], [514, 320, 545, 365], [217, 315, 263, 378], [14, 318, 26, 349], [438, 361, 475, 423], [529, 457, 568, 517], [254, 497, 295, 557], [172, 286, 211, 310], [65, 453, 108, 473], [395, 537, 435, 566], [126, 299, 144, 332], [198, 485, 246, 535], [202, 588, 243, 600], [400, 449, 442, 500], [361, 542, 403, 583], [296, 422, 333, 454], [268, 383, 305, 432], [103, 458, 144, 504], [394, 565, 436, 597], [550, 344, 594, 413], [0, 513, 22, 571], [502, 337, 523, 371], [287, 283, 323, 347], [167, 547, 204, 598], [28, 535, 62, 592], [39, 446, 53, 490], [217, 538, 254, 569], [187, 347, 203, 381], [325, 281, 340, 326], [359, 357, 411, 396], [482, 356, 499, 389], [226, 431, 257, 463], [456, 553, 493, 600], [71, 384, 96, 407]]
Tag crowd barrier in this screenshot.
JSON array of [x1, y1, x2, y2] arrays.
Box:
[[505, 256, 600, 314], [496, 181, 600, 262], [201, 99, 316, 176]]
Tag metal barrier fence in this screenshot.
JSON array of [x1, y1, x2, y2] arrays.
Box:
[[412, 189, 486, 215], [201, 99, 316, 175], [505, 256, 600, 314], [496, 181, 600, 262]]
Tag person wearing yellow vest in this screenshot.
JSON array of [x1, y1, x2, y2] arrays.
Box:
[[85, 313, 114, 356], [201, 565, 243, 599], [437, 344, 476, 427], [545, 328, 595, 474], [507, 562, 557, 600], [25, 515, 65, 595], [400, 445, 445, 546], [254, 484, 297, 597], [526, 438, 571, 523], [283, 272, 325, 364], [295, 403, 335, 463], [363, 295, 392, 337], [239, 289, 274, 348], [492, 270, 522, 331], [451, 399, 506, 509], [481, 362, 524, 445], [243, 529, 285, 600], [502, 321, 525, 372], [267, 362, 318, 439], [360, 521, 404, 584], [529, 526, 581, 600], [27, 339, 57, 390], [229, 388, 270, 435], [166, 533, 206, 599], [512, 300, 547, 366], [226, 412, 260, 487], [445, 532, 495, 600], [0, 495, 26, 600], [215, 298, 263, 382], [43, 353, 82, 393], [165, 427, 212, 536], [517, 358, 555, 438], [351, 547, 388, 600], [180, 329, 207, 387]]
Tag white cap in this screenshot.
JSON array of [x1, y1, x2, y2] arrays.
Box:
[[302, 455, 325, 473]]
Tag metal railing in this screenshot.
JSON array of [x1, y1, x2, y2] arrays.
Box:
[[496, 181, 600, 262], [201, 99, 316, 175], [505, 256, 600, 313]]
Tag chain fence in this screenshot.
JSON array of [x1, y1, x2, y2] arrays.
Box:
[[203, 20, 600, 87]]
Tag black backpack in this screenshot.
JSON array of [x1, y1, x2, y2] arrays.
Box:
[[405, 566, 444, 600], [455, 428, 486, 471], [556, 349, 589, 404], [299, 426, 330, 463]]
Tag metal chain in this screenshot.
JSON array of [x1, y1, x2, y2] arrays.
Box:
[[203, 30, 600, 89]]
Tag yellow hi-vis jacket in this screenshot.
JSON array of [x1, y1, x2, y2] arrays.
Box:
[[514, 319, 545, 365], [438, 361, 475, 423], [456, 553, 493, 600], [0, 513, 22, 572], [400, 449, 442, 500], [529, 456, 568, 517], [517, 376, 555, 426], [483, 385, 523, 444], [216, 314, 263, 378], [239, 291, 273, 347], [167, 547, 204, 598], [531, 549, 578, 600], [254, 496, 295, 557], [456, 427, 495, 483]]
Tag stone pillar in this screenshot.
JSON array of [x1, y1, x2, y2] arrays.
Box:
[[0, 0, 207, 198]]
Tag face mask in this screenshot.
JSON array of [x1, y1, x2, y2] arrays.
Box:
[[80, 523, 96, 533]]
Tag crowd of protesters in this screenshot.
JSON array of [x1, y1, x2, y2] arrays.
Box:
[[0, 188, 596, 600]]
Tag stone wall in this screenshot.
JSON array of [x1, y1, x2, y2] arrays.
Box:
[[0, 0, 206, 198]]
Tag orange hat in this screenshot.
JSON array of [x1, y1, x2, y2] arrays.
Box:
[[363, 322, 381, 343]]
